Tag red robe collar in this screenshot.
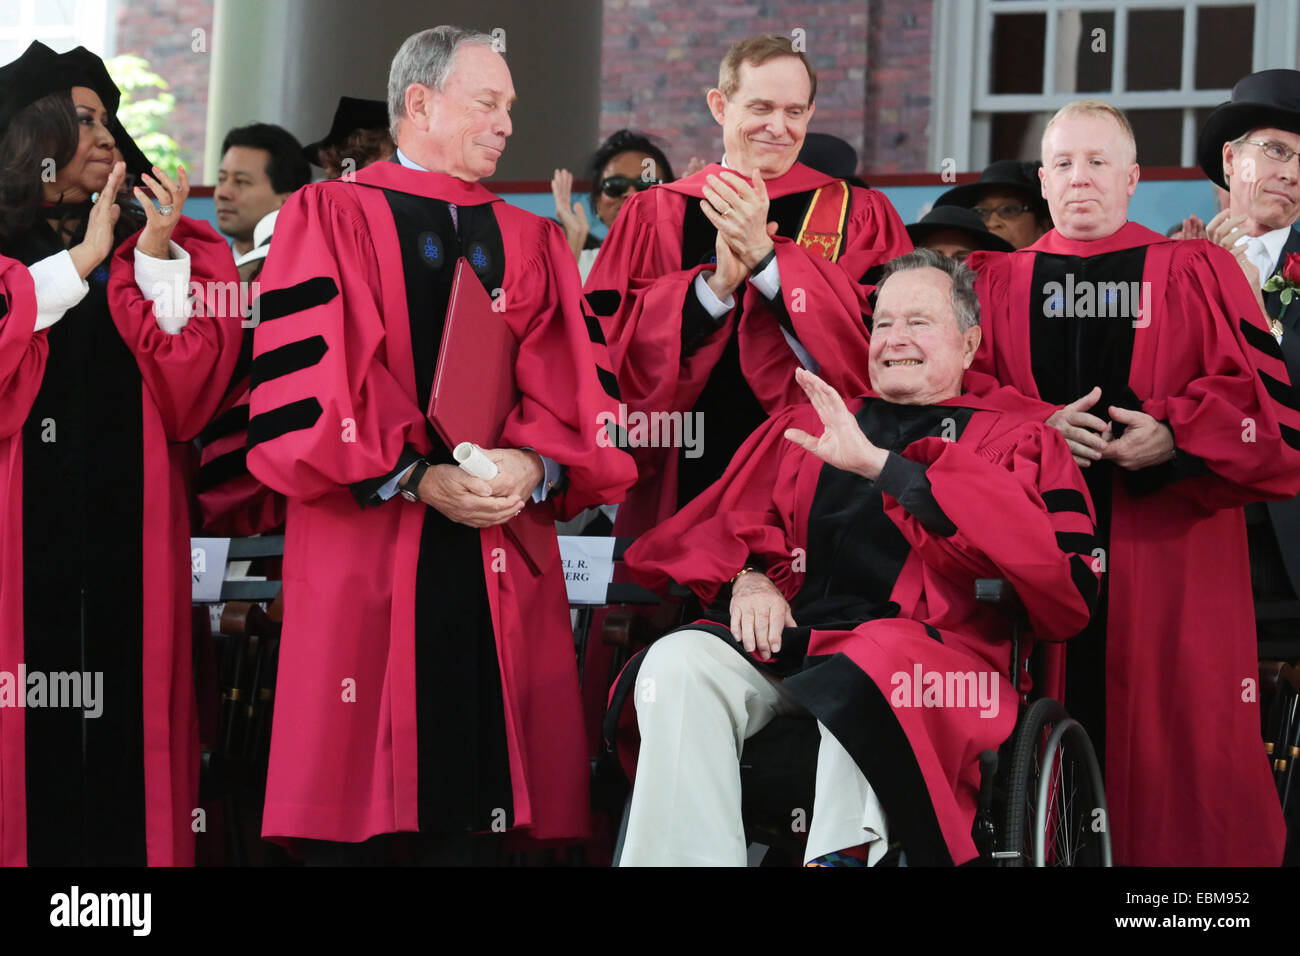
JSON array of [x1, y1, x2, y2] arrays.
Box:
[[352, 160, 502, 206], [1029, 220, 1166, 256], [660, 161, 838, 200]]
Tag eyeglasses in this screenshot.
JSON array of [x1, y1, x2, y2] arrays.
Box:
[[600, 175, 661, 198], [1244, 140, 1300, 167], [972, 202, 1032, 221]]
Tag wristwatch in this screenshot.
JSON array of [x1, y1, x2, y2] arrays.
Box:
[[398, 459, 430, 503]]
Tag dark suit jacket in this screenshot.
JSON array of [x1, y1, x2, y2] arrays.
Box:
[[1262, 226, 1300, 596]]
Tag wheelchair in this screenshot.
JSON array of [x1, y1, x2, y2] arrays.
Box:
[[588, 565, 1112, 868]]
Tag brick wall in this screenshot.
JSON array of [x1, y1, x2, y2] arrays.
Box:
[[599, 0, 933, 178], [114, 0, 215, 180], [862, 0, 932, 174]]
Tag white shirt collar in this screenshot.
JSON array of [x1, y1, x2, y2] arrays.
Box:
[[395, 147, 427, 172], [1257, 225, 1293, 279]]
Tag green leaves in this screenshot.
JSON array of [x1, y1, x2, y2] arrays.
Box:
[[105, 54, 186, 179]]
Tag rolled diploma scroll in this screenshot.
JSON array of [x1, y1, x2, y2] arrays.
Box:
[[454, 442, 499, 480]]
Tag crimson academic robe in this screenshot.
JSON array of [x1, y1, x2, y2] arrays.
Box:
[[584, 161, 912, 537], [246, 162, 636, 844], [615, 390, 1098, 864], [0, 220, 243, 866], [195, 383, 286, 537], [968, 222, 1300, 866]]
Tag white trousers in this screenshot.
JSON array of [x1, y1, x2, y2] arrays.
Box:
[[619, 629, 889, 866]]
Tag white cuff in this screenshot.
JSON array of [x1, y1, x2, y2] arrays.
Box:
[[693, 272, 734, 319], [135, 241, 192, 334], [747, 254, 781, 300], [29, 250, 89, 332]]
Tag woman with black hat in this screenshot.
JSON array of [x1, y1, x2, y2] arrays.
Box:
[[933, 159, 1053, 250], [0, 41, 243, 866]]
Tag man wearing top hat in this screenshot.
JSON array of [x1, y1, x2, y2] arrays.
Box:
[[1197, 71, 1300, 784], [906, 205, 1014, 262], [1197, 70, 1300, 347], [933, 159, 1053, 250]]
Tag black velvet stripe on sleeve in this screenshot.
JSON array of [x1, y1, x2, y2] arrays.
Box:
[[199, 402, 249, 447], [1240, 316, 1286, 360], [585, 290, 621, 317], [582, 307, 607, 345], [603, 419, 631, 451], [784, 653, 956, 866], [255, 276, 338, 323], [0, 292, 8, 320], [876, 452, 956, 536], [1041, 488, 1090, 516], [1055, 531, 1095, 555], [246, 397, 323, 448], [597, 365, 621, 401], [1259, 368, 1300, 412], [249, 335, 329, 388], [1069, 553, 1099, 611], [681, 282, 726, 355], [196, 448, 248, 493]]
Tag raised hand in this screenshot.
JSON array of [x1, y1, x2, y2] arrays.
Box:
[[700, 169, 776, 269], [705, 223, 749, 301], [550, 168, 590, 259], [783, 367, 888, 479], [134, 165, 190, 259], [68, 161, 124, 277]]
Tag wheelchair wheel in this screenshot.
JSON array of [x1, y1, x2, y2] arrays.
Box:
[[997, 697, 1112, 866]]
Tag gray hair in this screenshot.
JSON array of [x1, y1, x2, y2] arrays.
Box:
[[388, 26, 496, 138], [877, 248, 981, 331]]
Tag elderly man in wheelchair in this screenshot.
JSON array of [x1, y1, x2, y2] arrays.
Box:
[[610, 250, 1103, 866]]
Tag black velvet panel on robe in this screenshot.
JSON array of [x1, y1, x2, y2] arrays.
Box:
[[12, 222, 147, 866], [675, 191, 827, 509], [698, 399, 969, 677], [1027, 245, 1146, 768], [382, 191, 513, 834], [674, 400, 970, 863]]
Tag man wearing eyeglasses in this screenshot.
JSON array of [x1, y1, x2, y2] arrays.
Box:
[[1196, 71, 1300, 343], [1198, 75, 1300, 858], [584, 33, 911, 538]]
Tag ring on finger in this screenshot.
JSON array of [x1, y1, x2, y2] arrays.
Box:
[[158, 204, 174, 216]]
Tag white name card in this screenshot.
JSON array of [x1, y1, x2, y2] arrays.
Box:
[[557, 535, 616, 605], [191, 537, 231, 603]]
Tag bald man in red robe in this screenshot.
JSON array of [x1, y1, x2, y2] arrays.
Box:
[[967, 99, 1300, 866]]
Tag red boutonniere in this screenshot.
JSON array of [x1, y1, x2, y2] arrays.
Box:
[[1263, 252, 1300, 305], [1262, 252, 1300, 342]]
